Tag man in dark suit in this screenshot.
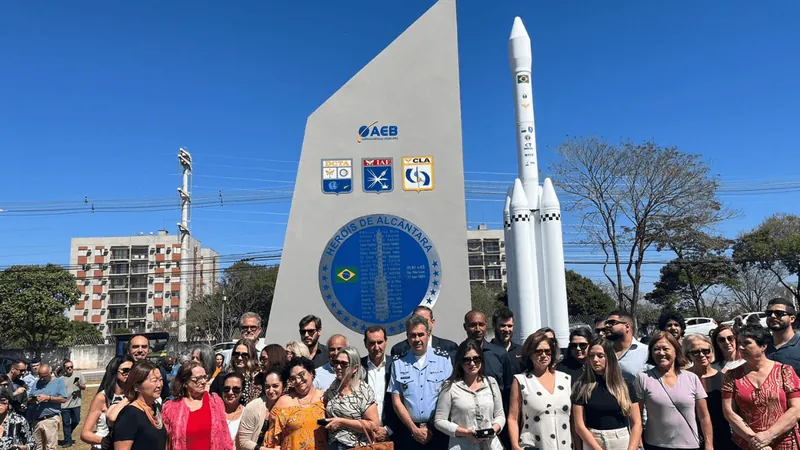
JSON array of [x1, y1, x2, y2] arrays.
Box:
[[360, 325, 396, 441], [390, 306, 458, 358]]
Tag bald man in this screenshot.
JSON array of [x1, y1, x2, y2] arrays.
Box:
[[313, 334, 348, 391]]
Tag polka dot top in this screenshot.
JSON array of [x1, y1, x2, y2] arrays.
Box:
[[515, 370, 572, 450]]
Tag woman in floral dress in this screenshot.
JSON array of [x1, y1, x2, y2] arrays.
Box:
[[266, 357, 327, 450]]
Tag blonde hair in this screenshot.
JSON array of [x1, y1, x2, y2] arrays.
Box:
[[573, 338, 632, 416], [286, 341, 310, 359]]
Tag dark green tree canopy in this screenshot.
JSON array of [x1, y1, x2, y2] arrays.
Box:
[[565, 270, 615, 318], [733, 213, 800, 301]]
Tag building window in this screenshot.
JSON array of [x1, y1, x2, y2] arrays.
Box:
[[484, 240, 500, 253], [485, 255, 501, 266], [469, 268, 485, 281], [111, 248, 130, 260], [171, 290, 180, 298], [467, 240, 482, 253], [487, 268, 502, 280], [468, 255, 484, 266]]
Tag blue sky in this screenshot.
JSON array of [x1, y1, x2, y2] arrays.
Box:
[[1, 0, 798, 287]]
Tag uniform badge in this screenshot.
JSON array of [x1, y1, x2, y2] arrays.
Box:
[[402, 383, 408, 390]]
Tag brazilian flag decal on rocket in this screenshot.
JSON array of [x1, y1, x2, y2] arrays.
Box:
[[335, 267, 358, 283], [517, 74, 529, 84]]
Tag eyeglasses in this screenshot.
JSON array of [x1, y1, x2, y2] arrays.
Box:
[[688, 348, 712, 358], [300, 328, 318, 335], [595, 328, 605, 334], [534, 349, 552, 356], [64, 366, 73, 370], [240, 325, 259, 331], [190, 375, 209, 383], [288, 370, 309, 383], [223, 386, 242, 394], [331, 360, 350, 368], [462, 356, 482, 365], [765, 310, 792, 318], [232, 351, 249, 359], [569, 343, 589, 351], [717, 335, 735, 344], [119, 368, 132, 375], [605, 320, 627, 327]]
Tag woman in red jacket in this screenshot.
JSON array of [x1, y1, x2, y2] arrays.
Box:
[[163, 361, 233, 450]]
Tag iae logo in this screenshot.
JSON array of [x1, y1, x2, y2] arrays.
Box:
[[357, 121, 399, 143]]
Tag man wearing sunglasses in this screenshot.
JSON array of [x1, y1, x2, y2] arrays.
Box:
[[239, 312, 264, 349], [765, 297, 800, 375], [58, 359, 85, 447], [298, 315, 328, 368], [605, 310, 649, 378]]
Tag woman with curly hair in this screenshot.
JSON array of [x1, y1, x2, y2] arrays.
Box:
[[264, 357, 327, 450]]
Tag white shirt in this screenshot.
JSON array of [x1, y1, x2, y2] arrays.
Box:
[[366, 357, 388, 417], [414, 352, 427, 370]]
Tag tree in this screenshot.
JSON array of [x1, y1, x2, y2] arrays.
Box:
[[733, 213, 800, 302], [647, 230, 737, 315], [113, 328, 133, 336], [0, 265, 81, 355], [550, 137, 729, 328], [186, 262, 279, 343], [565, 270, 615, 318], [63, 321, 104, 345], [724, 265, 787, 313], [470, 284, 504, 323]]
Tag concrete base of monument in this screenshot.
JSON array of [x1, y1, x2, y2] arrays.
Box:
[[265, 0, 470, 347]]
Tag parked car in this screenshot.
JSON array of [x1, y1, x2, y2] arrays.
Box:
[[0, 356, 15, 374], [684, 317, 718, 336], [721, 312, 768, 329]]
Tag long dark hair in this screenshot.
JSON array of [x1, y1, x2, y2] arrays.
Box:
[[447, 340, 485, 383], [563, 327, 593, 365], [102, 355, 134, 407], [522, 331, 560, 373], [710, 324, 739, 364], [263, 344, 288, 371]]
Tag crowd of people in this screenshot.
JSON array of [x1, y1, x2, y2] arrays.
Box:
[[2, 297, 800, 450]]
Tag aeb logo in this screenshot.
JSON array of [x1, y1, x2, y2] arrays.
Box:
[[357, 121, 399, 143]]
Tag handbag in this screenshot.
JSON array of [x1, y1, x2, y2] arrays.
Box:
[[355, 419, 394, 450]]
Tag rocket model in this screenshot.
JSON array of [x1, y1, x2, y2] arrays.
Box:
[[505, 17, 570, 346]]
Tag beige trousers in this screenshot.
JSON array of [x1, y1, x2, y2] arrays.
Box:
[[584, 427, 630, 450], [32, 415, 61, 450]]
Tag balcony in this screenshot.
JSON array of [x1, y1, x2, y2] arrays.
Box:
[[129, 276, 148, 290], [130, 292, 148, 304], [469, 269, 485, 281], [483, 240, 501, 254], [485, 255, 501, 266], [131, 247, 149, 260], [130, 263, 148, 275], [110, 249, 130, 261], [110, 263, 129, 276], [468, 255, 484, 266], [129, 307, 147, 319], [467, 240, 482, 253], [108, 309, 128, 320], [487, 268, 502, 281], [109, 294, 128, 305], [109, 279, 129, 290]]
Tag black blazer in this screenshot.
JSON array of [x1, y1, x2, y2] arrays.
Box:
[[389, 335, 458, 359], [360, 355, 399, 434]]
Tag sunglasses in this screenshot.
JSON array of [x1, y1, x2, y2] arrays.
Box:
[[259, 357, 269, 363], [232, 351, 249, 359], [594, 328, 605, 334], [688, 348, 712, 357], [605, 319, 627, 327], [717, 335, 735, 344], [534, 349, 552, 356], [300, 328, 318, 335], [119, 368, 132, 375], [240, 325, 259, 331], [462, 356, 482, 365], [569, 343, 589, 351], [223, 386, 242, 394], [331, 360, 350, 368], [64, 366, 74, 370], [765, 310, 792, 318]]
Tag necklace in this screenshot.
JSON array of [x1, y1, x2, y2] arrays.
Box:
[[133, 398, 163, 429], [226, 405, 243, 421], [297, 390, 316, 405]]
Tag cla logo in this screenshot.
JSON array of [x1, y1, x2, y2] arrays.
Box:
[[357, 121, 399, 143], [402, 156, 434, 192]]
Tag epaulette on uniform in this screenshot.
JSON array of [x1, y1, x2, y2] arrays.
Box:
[[434, 347, 450, 358], [393, 351, 407, 361]]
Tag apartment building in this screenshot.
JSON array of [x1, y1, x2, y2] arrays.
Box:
[[466, 224, 507, 291], [69, 230, 219, 337]]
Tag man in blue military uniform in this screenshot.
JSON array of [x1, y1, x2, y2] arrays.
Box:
[[390, 306, 458, 360], [390, 315, 452, 450]]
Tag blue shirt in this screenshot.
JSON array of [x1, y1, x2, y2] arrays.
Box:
[[617, 339, 649, 379], [28, 378, 67, 419], [388, 346, 452, 423], [767, 332, 800, 376], [313, 363, 336, 391]]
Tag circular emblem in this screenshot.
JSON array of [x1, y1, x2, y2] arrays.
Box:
[[318, 214, 441, 336]]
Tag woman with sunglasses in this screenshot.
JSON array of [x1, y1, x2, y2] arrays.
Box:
[[635, 331, 712, 450], [558, 328, 593, 384], [0, 387, 33, 450], [722, 324, 800, 450], [112, 360, 166, 450], [222, 373, 245, 440], [237, 367, 284, 450], [710, 324, 744, 373], [683, 334, 734, 450], [265, 357, 327, 450], [163, 361, 233, 450], [434, 340, 505, 450], [508, 331, 573, 450], [572, 338, 641, 450], [322, 347, 380, 450], [211, 339, 262, 404], [81, 356, 133, 449]]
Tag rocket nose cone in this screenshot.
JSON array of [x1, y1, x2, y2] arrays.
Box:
[[541, 178, 561, 209], [510, 179, 529, 209], [509, 17, 529, 40]]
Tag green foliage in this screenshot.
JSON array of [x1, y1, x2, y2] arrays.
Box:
[[565, 270, 615, 317], [187, 262, 279, 342], [733, 213, 800, 301], [63, 320, 103, 344], [113, 328, 133, 336], [470, 284, 504, 322], [0, 265, 81, 354]]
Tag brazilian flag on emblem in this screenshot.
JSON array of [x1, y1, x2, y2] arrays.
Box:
[[335, 267, 358, 284]]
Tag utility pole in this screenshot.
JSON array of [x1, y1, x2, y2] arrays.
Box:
[[178, 148, 192, 342]]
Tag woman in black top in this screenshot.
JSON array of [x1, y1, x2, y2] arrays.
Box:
[[572, 338, 642, 450], [113, 360, 167, 450], [683, 334, 734, 450], [557, 327, 592, 384]]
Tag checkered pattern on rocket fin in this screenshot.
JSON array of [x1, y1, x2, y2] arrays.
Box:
[[541, 213, 561, 221], [504, 220, 512, 229], [511, 213, 529, 222]]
